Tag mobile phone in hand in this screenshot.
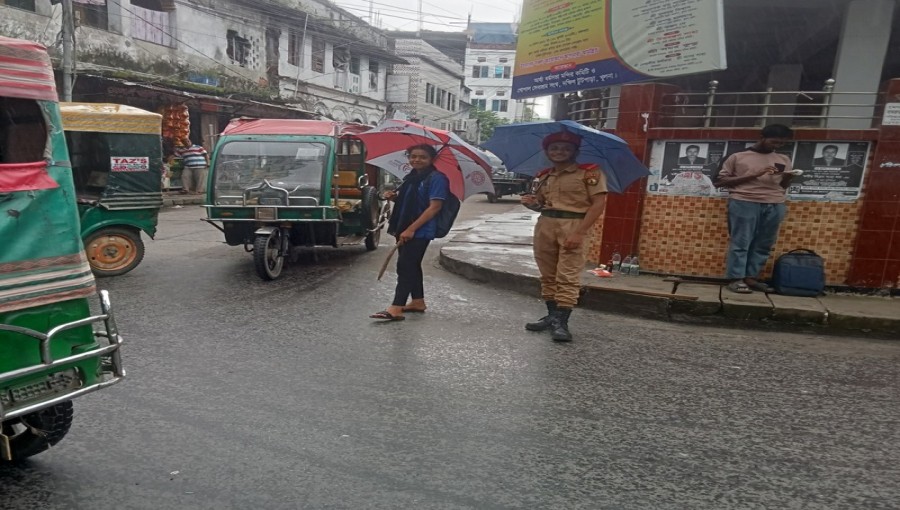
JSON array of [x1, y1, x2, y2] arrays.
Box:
[[773, 163, 786, 173]]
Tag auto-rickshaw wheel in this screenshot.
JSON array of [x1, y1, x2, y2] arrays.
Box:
[[253, 230, 284, 280], [84, 227, 145, 277], [1, 401, 73, 463], [365, 227, 380, 251], [361, 186, 379, 230]]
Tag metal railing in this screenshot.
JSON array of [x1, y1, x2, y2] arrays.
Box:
[[659, 79, 881, 128], [565, 80, 883, 129], [568, 88, 619, 129]]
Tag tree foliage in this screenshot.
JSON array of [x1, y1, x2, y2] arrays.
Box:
[[469, 108, 508, 142]]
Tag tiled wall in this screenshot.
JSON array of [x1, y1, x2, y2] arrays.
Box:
[[586, 216, 605, 264], [634, 196, 861, 284]]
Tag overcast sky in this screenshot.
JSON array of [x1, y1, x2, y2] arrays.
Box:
[[332, 0, 523, 32]]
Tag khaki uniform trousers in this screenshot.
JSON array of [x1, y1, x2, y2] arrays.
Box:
[[533, 216, 586, 308]]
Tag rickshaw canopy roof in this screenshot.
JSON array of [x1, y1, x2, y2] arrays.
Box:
[[60, 102, 162, 135], [0, 36, 57, 101], [221, 118, 368, 137]]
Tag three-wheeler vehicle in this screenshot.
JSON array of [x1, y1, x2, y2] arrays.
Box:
[[60, 102, 164, 277], [203, 119, 391, 280], [0, 36, 124, 462]]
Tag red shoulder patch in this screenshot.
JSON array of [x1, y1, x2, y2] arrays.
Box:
[[578, 163, 600, 171], [535, 168, 552, 178]]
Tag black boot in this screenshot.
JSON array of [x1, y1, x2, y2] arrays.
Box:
[[525, 301, 557, 331], [550, 308, 573, 342]]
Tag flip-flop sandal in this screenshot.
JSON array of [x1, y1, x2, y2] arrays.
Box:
[[746, 281, 775, 293], [370, 310, 405, 321], [727, 281, 753, 294]]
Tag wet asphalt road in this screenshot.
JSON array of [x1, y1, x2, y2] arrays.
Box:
[[2, 198, 900, 510]]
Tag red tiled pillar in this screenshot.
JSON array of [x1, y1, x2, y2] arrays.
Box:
[[593, 83, 680, 264], [847, 79, 900, 288]]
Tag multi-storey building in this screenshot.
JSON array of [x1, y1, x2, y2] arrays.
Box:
[[387, 35, 472, 137], [464, 23, 520, 123], [0, 0, 404, 149]]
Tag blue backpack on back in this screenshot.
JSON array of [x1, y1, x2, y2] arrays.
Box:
[[771, 249, 826, 297], [424, 172, 460, 238]]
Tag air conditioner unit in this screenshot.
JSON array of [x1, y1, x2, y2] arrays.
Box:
[[349, 74, 361, 94]]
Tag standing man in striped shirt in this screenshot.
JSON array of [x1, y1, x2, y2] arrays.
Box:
[[175, 138, 210, 194]]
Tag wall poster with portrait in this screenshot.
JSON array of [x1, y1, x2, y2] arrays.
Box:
[[646, 140, 871, 201]]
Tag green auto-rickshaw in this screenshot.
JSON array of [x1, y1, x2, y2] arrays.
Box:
[[60, 102, 164, 277], [0, 36, 125, 462], [203, 118, 391, 280]]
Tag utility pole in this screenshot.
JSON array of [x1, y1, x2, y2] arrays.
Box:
[[417, 0, 423, 34], [61, 0, 75, 101]]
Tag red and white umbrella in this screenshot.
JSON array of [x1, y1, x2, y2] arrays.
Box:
[[354, 119, 494, 200]]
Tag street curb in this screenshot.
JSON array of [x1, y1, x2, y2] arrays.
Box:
[[439, 248, 900, 339]]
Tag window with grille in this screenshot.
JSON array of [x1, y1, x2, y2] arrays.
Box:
[[472, 65, 489, 78], [227, 30, 251, 66], [288, 30, 302, 67], [74, 0, 109, 30], [368, 60, 379, 91], [491, 99, 508, 112], [311, 37, 325, 73]]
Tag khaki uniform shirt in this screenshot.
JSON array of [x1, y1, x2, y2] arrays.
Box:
[[533, 163, 608, 213]]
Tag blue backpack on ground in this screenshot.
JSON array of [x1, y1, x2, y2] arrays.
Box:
[[771, 249, 826, 297], [425, 172, 460, 238]]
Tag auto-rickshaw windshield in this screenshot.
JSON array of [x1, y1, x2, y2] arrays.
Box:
[[214, 140, 327, 195]]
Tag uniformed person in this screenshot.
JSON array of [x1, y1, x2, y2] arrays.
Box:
[[520, 130, 608, 341]]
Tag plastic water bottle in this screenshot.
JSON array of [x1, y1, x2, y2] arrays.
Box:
[[629, 256, 640, 276], [611, 251, 621, 272], [621, 255, 633, 275]]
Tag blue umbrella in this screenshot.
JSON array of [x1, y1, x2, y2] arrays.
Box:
[[482, 120, 649, 193]]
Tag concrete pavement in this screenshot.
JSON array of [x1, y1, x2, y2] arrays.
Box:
[[440, 211, 900, 338], [161, 191, 205, 208]]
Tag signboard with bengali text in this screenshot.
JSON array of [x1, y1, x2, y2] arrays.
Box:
[[512, 0, 726, 99]]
